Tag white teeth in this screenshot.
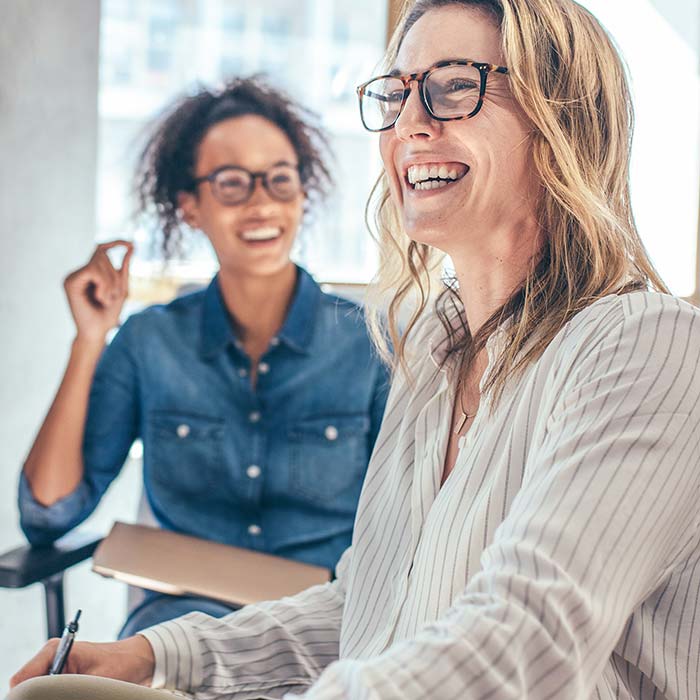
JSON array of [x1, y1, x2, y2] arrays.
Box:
[[407, 163, 467, 189], [415, 180, 450, 191], [240, 227, 281, 241]]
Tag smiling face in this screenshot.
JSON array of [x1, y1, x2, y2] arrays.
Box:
[[178, 114, 304, 279], [380, 5, 538, 257]]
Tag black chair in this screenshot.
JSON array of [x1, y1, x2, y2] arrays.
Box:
[[0, 531, 103, 638]]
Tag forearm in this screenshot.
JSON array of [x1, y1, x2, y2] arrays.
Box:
[[296, 565, 594, 700], [142, 559, 350, 697], [23, 335, 104, 505]]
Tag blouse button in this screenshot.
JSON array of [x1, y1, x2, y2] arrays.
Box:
[[176, 424, 190, 439], [270, 337, 280, 346], [248, 411, 261, 423], [324, 425, 339, 441], [238, 368, 248, 378], [258, 362, 270, 375], [248, 524, 262, 536], [246, 465, 262, 479]]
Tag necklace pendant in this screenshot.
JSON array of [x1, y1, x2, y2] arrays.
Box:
[[454, 411, 468, 435]]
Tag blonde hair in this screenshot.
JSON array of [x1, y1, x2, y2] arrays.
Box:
[[366, 0, 668, 404]]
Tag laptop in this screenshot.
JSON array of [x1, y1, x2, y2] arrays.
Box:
[[92, 521, 331, 607]]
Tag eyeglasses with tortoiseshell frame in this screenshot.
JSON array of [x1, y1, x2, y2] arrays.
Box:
[[356, 59, 509, 132]]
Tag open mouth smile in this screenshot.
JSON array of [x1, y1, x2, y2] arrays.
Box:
[[405, 162, 470, 191], [239, 226, 282, 242]]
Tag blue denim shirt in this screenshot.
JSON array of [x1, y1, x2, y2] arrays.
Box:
[[19, 267, 390, 571]]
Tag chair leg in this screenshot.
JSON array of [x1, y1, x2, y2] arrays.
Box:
[[42, 572, 65, 639]]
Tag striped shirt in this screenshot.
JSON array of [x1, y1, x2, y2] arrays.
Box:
[[142, 291, 700, 700]]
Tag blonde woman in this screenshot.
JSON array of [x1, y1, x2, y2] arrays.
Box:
[[10, 1, 700, 699]]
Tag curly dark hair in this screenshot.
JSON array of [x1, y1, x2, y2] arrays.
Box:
[[133, 76, 334, 257]]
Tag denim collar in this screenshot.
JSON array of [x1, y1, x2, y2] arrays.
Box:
[[200, 266, 320, 358]]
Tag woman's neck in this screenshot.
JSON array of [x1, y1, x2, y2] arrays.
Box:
[[449, 220, 542, 335], [217, 262, 298, 361]]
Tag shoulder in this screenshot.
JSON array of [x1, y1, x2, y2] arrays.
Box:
[[551, 291, 700, 404], [316, 286, 372, 335], [559, 291, 700, 352], [318, 286, 365, 315], [113, 286, 207, 343]]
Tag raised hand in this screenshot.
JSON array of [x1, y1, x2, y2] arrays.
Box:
[[63, 240, 134, 343]]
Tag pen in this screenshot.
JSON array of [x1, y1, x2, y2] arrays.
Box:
[[49, 609, 81, 675]]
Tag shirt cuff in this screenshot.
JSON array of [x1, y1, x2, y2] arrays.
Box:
[[18, 473, 90, 541], [139, 615, 203, 693]]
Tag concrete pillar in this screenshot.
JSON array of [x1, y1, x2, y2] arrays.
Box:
[[0, 0, 100, 680]]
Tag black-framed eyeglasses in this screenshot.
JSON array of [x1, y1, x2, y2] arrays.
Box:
[[356, 59, 509, 133], [192, 163, 302, 205]]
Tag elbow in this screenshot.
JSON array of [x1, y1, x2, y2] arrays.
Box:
[[22, 466, 78, 508], [23, 529, 59, 547], [18, 472, 91, 545], [19, 515, 65, 546]]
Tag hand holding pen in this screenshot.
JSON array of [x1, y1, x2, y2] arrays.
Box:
[[10, 626, 156, 689], [49, 609, 81, 675]]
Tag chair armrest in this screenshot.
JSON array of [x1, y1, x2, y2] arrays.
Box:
[[0, 531, 103, 588]]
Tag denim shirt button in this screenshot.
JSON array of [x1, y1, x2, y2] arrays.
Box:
[[324, 425, 339, 441], [270, 336, 280, 346], [248, 411, 261, 423], [238, 368, 248, 378], [176, 424, 190, 438], [248, 524, 262, 536], [246, 465, 262, 479], [258, 362, 270, 375]]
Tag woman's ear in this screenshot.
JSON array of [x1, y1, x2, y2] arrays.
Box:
[[177, 191, 200, 229]]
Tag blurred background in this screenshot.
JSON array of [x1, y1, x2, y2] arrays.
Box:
[[1, 0, 698, 685]]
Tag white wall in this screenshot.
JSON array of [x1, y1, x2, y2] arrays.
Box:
[[0, 0, 122, 684], [0, 0, 100, 541]]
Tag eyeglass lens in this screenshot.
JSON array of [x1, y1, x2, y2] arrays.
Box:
[[211, 164, 301, 204], [361, 63, 482, 131]]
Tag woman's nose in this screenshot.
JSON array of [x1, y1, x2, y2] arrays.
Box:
[[247, 177, 276, 206], [393, 86, 439, 141]]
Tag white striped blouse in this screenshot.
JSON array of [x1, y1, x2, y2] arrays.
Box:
[[142, 291, 700, 700]]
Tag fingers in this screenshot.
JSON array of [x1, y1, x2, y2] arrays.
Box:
[[94, 241, 134, 304], [9, 639, 58, 688], [65, 241, 134, 309], [92, 251, 121, 306], [119, 244, 134, 291], [96, 239, 132, 251]]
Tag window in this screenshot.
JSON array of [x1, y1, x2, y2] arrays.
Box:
[[99, 0, 700, 297], [579, 0, 700, 299], [98, 0, 389, 288]]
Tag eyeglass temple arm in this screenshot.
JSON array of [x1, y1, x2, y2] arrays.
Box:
[[362, 89, 398, 103]]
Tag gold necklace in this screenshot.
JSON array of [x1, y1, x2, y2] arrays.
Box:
[[454, 384, 475, 435]]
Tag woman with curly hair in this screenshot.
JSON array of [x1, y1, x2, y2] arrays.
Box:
[[17, 77, 389, 638]]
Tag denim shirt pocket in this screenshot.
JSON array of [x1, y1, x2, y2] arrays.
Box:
[[146, 410, 226, 498], [288, 414, 370, 504]]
